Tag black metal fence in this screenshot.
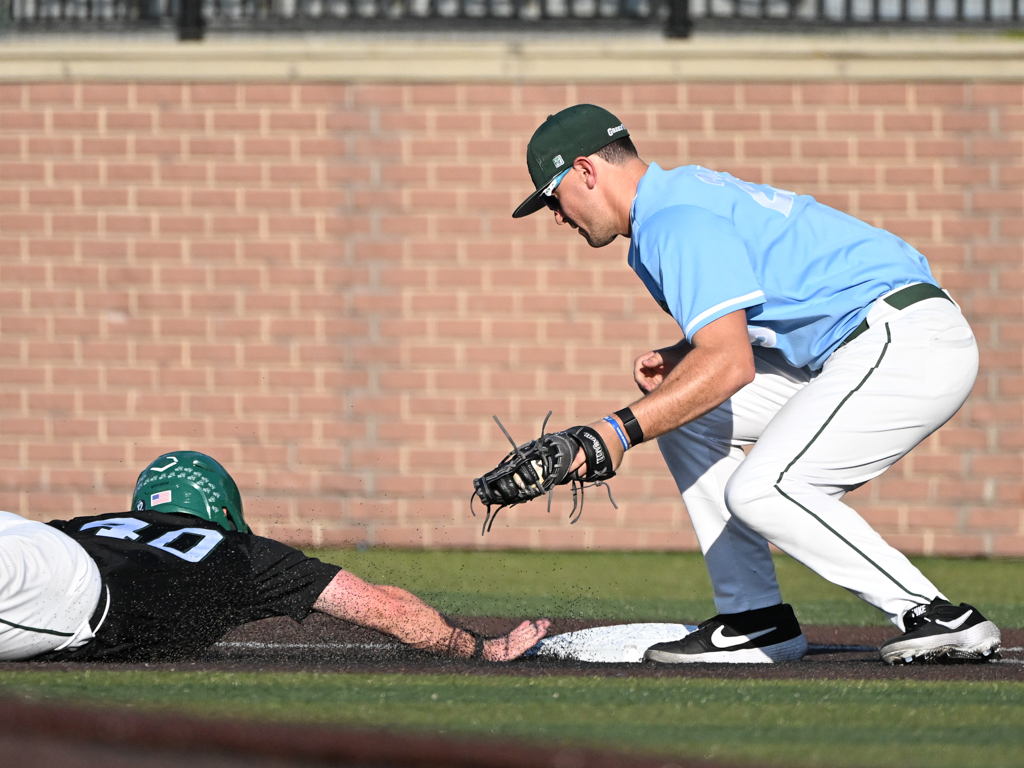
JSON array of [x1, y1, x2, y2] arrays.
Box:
[[4, 0, 1023, 37]]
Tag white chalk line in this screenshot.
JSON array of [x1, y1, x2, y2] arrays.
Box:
[[216, 641, 403, 651]]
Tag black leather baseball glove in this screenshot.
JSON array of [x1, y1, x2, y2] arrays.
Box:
[[471, 413, 617, 534]]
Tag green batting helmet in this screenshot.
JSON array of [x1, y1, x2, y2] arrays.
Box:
[[132, 451, 249, 533]]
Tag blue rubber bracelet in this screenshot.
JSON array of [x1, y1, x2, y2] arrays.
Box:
[[603, 416, 630, 451]]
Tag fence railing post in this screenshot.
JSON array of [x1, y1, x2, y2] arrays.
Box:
[[178, 0, 206, 40], [666, 0, 692, 36]]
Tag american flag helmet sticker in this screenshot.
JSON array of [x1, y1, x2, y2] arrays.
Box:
[[150, 490, 172, 505]]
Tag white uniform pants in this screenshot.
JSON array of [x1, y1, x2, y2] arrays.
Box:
[[0, 511, 102, 660], [658, 293, 978, 629]]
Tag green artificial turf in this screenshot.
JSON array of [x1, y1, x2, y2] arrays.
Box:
[[314, 548, 1024, 628], [1, 670, 1023, 768], [3, 551, 1022, 768]]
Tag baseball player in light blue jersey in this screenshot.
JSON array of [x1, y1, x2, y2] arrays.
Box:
[[511, 104, 1001, 665]]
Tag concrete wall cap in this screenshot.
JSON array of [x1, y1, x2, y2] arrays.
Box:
[[1, 33, 1023, 81]]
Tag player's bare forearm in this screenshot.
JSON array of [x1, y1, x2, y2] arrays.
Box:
[[313, 570, 549, 661], [632, 340, 753, 436], [313, 573, 470, 653], [576, 310, 754, 474]]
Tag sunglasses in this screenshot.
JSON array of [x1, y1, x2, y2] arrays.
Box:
[[541, 169, 569, 211]]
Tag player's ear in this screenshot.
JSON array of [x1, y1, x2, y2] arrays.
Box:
[[573, 156, 598, 190]]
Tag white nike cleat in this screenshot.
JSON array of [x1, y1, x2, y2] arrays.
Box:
[[644, 603, 807, 664], [880, 599, 1001, 665]]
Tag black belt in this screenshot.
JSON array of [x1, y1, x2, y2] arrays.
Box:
[[840, 283, 952, 348]]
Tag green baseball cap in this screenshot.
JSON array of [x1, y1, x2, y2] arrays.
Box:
[[512, 104, 630, 219]]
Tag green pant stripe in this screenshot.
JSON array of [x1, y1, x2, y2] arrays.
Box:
[[0, 616, 74, 637], [773, 485, 931, 602], [772, 323, 929, 603], [776, 323, 892, 485]]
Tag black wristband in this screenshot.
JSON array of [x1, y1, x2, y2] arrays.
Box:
[[468, 631, 485, 660], [444, 616, 486, 660], [614, 407, 644, 447]]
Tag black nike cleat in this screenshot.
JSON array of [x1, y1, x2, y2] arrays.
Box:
[[880, 598, 1001, 665], [644, 603, 807, 664]]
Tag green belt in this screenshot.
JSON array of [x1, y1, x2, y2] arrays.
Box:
[[840, 283, 952, 348]]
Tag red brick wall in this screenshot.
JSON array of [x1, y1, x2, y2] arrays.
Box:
[[1, 80, 1022, 554]]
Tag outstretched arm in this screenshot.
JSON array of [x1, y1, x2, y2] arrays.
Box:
[[312, 569, 549, 661]]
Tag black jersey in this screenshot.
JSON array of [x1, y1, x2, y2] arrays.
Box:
[[41, 511, 342, 662]]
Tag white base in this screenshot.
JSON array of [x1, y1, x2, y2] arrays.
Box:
[[527, 623, 697, 663]]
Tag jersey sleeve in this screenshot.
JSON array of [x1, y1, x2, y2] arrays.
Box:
[[635, 205, 765, 339], [245, 536, 342, 623]]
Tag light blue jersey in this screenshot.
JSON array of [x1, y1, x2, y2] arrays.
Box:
[[628, 163, 937, 370]]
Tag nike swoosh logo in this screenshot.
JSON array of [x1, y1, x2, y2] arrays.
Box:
[[710, 625, 776, 649], [935, 610, 972, 630]]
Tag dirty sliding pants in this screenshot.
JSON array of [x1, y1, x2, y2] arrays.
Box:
[[657, 295, 978, 628]]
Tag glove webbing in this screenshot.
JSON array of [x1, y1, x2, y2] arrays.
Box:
[[471, 413, 618, 535]]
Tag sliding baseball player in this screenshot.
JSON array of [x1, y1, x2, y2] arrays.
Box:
[[1, 451, 548, 662]]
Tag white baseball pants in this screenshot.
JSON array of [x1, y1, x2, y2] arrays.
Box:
[[658, 292, 978, 629], [0, 511, 102, 660]]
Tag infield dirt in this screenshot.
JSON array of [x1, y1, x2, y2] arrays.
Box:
[[7, 614, 1018, 682]]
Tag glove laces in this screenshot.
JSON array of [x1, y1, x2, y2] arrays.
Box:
[[470, 411, 618, 535]]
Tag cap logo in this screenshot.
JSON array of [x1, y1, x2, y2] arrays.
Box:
[[552, 155, 564, 168], [151, 490, 172, 505], [607, 124, 626, 137]]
